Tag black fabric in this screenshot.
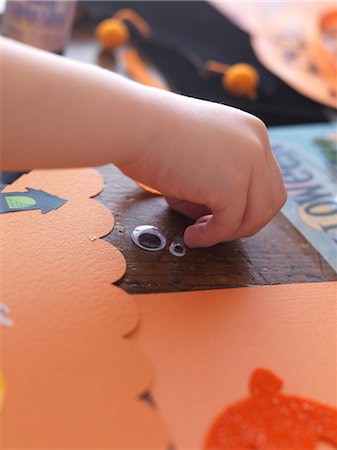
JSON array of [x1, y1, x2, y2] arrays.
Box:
[[79, 1, 331, 126]]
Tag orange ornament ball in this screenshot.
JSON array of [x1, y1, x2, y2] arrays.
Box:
[[95, 18, 129, 50], [223, 63, 259, 100]]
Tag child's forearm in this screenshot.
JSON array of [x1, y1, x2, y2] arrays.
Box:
[[0, 38, 287, 247], [1, 37, 156, 171]]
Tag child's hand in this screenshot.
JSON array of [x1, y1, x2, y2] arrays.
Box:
[[122, 91, 287, 248], [2, 38, 286, 248]]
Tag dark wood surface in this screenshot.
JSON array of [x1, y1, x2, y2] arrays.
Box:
[[97, 165, 336, 294], [66, 24, 336, 294]]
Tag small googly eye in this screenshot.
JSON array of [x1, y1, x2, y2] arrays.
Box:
[[131, 225, 166, 252], [169, 240, 186, 257]]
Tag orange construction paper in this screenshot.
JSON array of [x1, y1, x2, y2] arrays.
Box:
[[210, 2, 337, 108], [0, 371, 4, 409], [252, 26, 337, 110], [0, 169, 169, 448], [210, 2, 331, 36], [132, 282, 337, 450], [204, 368, 337, 449]]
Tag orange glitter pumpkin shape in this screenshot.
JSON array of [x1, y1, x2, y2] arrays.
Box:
[[204, 368, 337, 450]]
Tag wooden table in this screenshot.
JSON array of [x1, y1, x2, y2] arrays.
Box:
[[66, 24, 336, 294]]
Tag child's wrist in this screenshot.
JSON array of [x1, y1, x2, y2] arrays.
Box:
[[115, 85, 167, 174]]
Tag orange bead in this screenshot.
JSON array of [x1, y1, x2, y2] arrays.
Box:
[[223, 63, 259, 100], [95, 18, 129, 50]]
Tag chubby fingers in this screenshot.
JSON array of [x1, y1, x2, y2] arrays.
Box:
[[184, 192, 248, 247], [184, 148, 286, 248], [165, 197, 212, 220]]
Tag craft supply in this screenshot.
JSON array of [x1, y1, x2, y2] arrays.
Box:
[[2, 168, 336, 449], [96, 7, 260, 101], [2, 0, 76, 54], [0, 372, 4, 410], [95, 8, 151, 51], [131, 225, 166, 252], [0, 188, 66, 214], [132, 282, 337, 449], [0, 169, 169, 448], [205, 60, 259, 100], [122, 49, 168, 90], [204, 368, 337, 449], [95, 18, 129, 50], [211, 2, 337, 108], [136, 181, 161, 195], [169, 240, 186, 257]]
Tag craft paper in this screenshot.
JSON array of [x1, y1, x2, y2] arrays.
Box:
[[210, 2, 337, 109], [0, 169, 169, 448], [0, 188, 66, 214], [132, 282, 337, 449], [209, 2, 331, 36], [252, 29, 337, 110]]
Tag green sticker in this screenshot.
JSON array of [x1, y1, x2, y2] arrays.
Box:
[[5, 195, 37, 209]]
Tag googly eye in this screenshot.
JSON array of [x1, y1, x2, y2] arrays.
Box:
[[131, 225, 166, 252], [169, 240, 186, 257]]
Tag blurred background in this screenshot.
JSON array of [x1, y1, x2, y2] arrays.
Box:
[[1, 1, 336, 127]]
